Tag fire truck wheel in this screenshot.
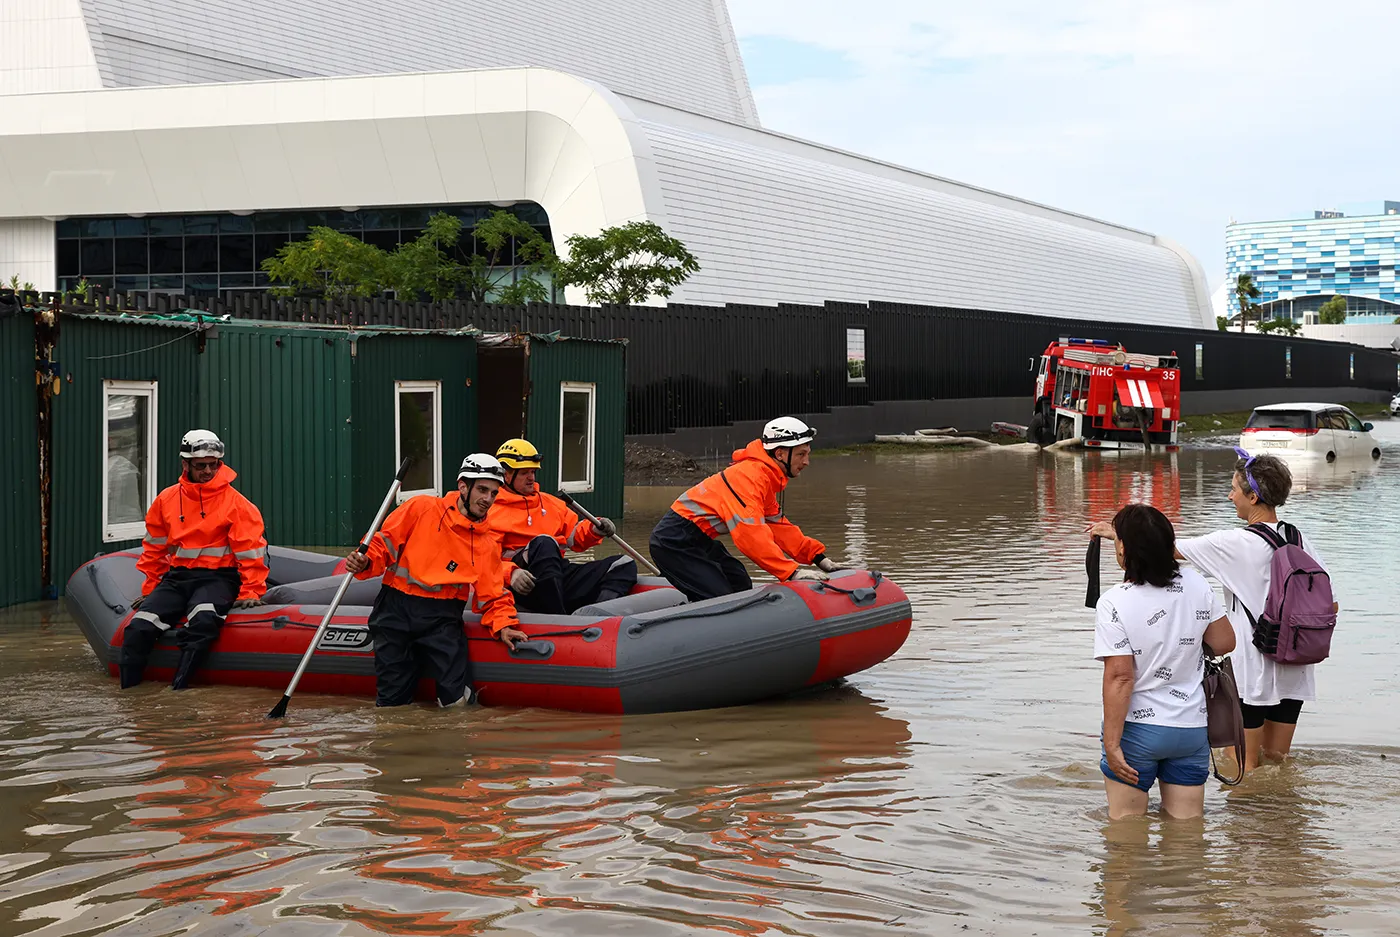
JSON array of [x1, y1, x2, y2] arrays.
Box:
[[1027, 413, 1047, 446], [1056, 416, 1075, 441]]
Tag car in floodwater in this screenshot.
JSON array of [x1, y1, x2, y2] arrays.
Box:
[[1391, 392, 1400, 416], [1240, 403, 1381, 462]]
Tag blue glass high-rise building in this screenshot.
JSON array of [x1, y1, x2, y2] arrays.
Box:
[[1225, 203, 1400, 322]]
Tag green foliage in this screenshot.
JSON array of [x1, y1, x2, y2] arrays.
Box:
[[556, 221, 699, 305], [464, 211, 555, 304], [1317, 295, 1347, 325], [1234, 273, 1261, 331], [5, 274, 36, 292], [1256, 317, 1301, 336], [1216, 315, 1229, 331], [262, 226, 389, 299], [384, 213, 468, 301]]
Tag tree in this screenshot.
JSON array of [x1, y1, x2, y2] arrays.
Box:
[[465, 211, 556, 304], [556, 221, 699, 305], [1317, 295, 1347, 325], [262, 227, 389, 299], [1216, 315, 1229, 331], [1257, 317, 1300, 336], [1234, 273, 1261, 332], [384, 213, 469, 301]]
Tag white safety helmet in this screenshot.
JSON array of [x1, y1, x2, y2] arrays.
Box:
[[179, 429, 225, 460], [457, 453, 506, 484], [761, 416, 816, 450]]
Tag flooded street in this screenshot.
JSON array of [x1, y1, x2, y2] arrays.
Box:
[[3, 423, 1398, 936]]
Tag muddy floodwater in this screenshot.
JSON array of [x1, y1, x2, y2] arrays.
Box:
[[3, 424, 1398, 936]]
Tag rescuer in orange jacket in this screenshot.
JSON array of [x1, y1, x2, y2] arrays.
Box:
[[123, 430, 269, 690], [648, 417, 845, 602], [490, 438, 637, 614], [344, 454, 527, 707]]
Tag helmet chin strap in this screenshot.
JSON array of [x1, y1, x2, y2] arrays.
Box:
[[773, 448, 796, 478]]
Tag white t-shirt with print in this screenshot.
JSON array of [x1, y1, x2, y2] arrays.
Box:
[[1093, 568, 1224, 728], [1177, 522, 1329, 707]]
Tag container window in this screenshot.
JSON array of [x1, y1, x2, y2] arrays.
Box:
[[103, 380, 158, 542], [395, 381, 441, 500], [559, 382, 596, 493], [1349, 352, 1354, 381], [1195, 343, 1204, 381], [846, 328, 866, 384], [1285, 346, 1292, 379]]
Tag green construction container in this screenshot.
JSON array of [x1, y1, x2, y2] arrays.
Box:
[[0, 312, 41, 606]]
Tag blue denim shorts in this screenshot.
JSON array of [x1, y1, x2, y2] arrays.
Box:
[[1101, 722, 1209, 792]]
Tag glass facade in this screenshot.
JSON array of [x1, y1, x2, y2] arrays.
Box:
[[1225, 211, 1400, 322], [55, 203, 552, 298]]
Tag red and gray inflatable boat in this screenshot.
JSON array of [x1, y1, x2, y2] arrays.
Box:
[[66, 547, 913, 713]]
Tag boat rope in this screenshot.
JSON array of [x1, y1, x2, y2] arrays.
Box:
[[626, 591, 782, 636]]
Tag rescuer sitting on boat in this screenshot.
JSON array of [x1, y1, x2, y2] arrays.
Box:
[[649, 417, 840, 602], [344, 453, 526, 707], [123, 430, 268, 690], [490, 438, 637, 614]]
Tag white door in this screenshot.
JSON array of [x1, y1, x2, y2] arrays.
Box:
[[1319, 410, 1348, 458], [1340, 409, 1367, 457]]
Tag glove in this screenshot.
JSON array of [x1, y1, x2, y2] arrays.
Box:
[[789, 568, 829, 582], [510, 567, 536, 594], [815, 556, 846, 574], [232, 597, 262, 610], [130, 595, 144, 610], [593, 517, 616, 538]]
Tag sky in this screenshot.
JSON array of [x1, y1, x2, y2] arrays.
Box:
[[729, 0, 1400, 289]]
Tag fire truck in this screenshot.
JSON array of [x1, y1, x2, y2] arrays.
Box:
[[1027, 338, 1181, 450]]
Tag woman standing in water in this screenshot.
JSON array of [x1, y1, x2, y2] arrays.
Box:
[[1088, 505, 1235, 819], [1173, 452, 1335, 772]]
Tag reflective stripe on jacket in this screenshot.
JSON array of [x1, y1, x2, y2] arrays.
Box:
[[488, 488, 602, 559], [355, 493, 520, 635], [669, 439, 825, 581], [135, 464, 269, 600]]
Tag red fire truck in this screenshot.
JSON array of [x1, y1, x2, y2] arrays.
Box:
[[1027, 338, 1181, 450]]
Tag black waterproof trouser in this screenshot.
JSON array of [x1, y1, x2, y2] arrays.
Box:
[[648, 509, 752, 603], [514, 534, 637, 614], [119, 567, 240, 690], [368, 585, 470, 707]]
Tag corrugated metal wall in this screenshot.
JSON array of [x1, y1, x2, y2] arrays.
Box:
[[349, 333, 477, 541], [198, 324, 355, 547], [0, 312, 41, 606], [526, 338, 626, 519], [50, 318, 200, 594]]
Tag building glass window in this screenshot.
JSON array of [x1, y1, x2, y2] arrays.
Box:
[[103, 380, 157, 542], [395, 381, 441, 500], [1195, 343, 1204, 381], [56, 203, 554, 299], [559, 383, 596, 493], [846, 328, 866, 384]]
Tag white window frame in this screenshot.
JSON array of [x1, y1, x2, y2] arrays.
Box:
[[558, 381, 597, 493], [394, 380, 442, 501], [102, 379, 158, 542], [846, 327, 867, 384]]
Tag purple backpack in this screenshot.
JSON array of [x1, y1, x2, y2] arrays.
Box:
[[1241, 523, 1336, 665]]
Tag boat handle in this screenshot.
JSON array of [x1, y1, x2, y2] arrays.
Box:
[[87, 563, 127, 615], [626, 591, 782, 636], [813, 582, 878, 605], [509, 640, 556, 660]]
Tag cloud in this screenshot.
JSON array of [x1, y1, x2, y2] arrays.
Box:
[[730, 1, 1400, 287]]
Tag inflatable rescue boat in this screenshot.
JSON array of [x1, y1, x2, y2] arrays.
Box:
[[66, 547, 912, 714]]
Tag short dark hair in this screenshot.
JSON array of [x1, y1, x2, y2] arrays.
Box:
[[1112, 503, 1180, 588], [1234, 454, 1292, 507]]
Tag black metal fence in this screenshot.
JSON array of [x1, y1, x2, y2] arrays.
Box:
[[6, 289, 1396, 435]]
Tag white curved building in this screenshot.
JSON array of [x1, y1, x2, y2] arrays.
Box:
[[0, 0, 1213, 328]]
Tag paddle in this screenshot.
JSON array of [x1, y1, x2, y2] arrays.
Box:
[[266, 458, 411, 719], [556, 490, 662, 576]]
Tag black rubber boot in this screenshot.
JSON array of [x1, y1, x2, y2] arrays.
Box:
[[119, 662, 146, 689], [169, 650, 204, 690]]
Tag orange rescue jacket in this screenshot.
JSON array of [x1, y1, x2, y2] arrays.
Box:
[[136, 464, 269, 600], [488, 488, 603, 560], [355, 493, 520, 635], [670, 439, 826, 581]]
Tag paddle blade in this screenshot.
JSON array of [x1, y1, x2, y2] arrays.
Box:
[[266, 695, 291, 719]]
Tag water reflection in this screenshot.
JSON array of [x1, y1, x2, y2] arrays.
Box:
[[2, 426, 1398, 934]]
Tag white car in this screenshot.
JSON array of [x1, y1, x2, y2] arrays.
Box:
[[1391, 392, 1400, 416], [1240, 403, 1381, 461]]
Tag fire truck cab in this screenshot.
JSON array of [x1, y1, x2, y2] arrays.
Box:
[[1028, 338, 1181, 450]]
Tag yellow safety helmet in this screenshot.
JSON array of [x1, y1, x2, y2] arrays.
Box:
[[496, 438, 542, 470]]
